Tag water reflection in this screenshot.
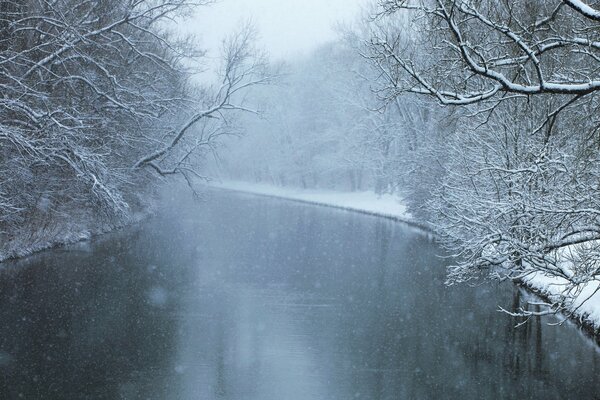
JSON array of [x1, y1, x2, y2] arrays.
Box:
[[0, 190, 599, 399]]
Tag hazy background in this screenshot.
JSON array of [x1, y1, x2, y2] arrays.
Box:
[[178, 0, 368, 63]]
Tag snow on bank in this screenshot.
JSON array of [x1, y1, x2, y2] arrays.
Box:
[[522, 268, 600, 332], [209, 180, 429, 230], [0, 211, 148, 264]]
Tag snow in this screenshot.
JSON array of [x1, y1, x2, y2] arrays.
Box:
[[209, 180, 427, 229], [514, 239, 600, 331], [147, 286, 169, 307], [523, 266, 600, 331], [564, 0, 600, 21], [0, 210, 149, 264]]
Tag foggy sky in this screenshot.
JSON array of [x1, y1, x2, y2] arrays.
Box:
[[179, 0, 368, 62]]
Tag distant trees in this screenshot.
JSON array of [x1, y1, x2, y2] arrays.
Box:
[[0, 0, 269, 256], [219, 40, 430, 195], [133, 24, 271, 179], [365, 0, 600, 314]]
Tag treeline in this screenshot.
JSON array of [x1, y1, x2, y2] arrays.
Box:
[[220, 40, 447, 221], [0, 0, 268, 258], [220, 0, 600, 314]]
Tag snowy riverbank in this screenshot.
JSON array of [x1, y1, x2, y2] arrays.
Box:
[[209, 180, 432, 231], [0, 218, 134, 264], [0, 209, 151, 264], [522, 269, 600, 333], [210, 180, 600, 337]]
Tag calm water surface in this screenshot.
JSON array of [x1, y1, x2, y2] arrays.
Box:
[[0, 191, 599, 399]]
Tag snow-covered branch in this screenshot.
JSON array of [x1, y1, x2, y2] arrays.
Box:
[[368, 0, 600, 106]]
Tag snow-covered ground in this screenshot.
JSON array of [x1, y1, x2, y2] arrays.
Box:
[[523, 265, 600, 332], [209, 180, 430, 229], [211, 180, 600, 334], [0, 210, 149, 264]]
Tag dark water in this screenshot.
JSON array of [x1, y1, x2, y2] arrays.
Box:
[[0, 191, 599, 400]]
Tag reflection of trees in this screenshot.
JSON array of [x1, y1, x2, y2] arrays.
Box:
[[373, 219, 391, 400], [214, 313, 229, 400], [322, 212, 600, 399], [503, 289, 544, 380]]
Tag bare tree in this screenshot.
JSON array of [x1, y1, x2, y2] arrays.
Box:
[[134, 25, 273, 180]]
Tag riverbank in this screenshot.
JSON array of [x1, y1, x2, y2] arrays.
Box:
[[522, 270, 600, 334], [209, 180, 433, 233], [0, 187, 167, 264], [209, 180, 600, 339], [0, 213, 147, 264]]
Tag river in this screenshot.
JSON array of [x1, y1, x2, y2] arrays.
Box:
[[0, 190, 599, 399]]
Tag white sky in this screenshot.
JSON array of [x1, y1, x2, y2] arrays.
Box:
[[178, 0, 369, 63]]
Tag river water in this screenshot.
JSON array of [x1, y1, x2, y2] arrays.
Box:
[[0, 190, 599, 399]]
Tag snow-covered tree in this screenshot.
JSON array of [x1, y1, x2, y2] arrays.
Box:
[[0, 0, 270, 254], [365, 0, 600, 316]]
